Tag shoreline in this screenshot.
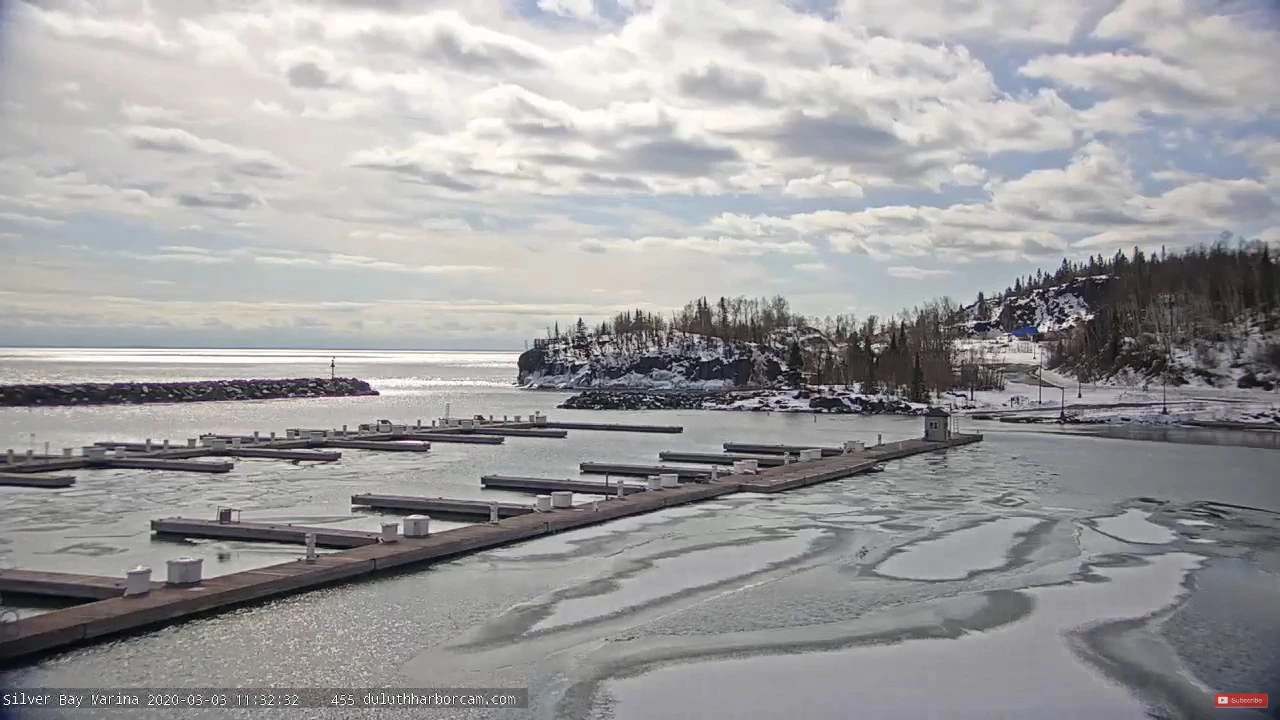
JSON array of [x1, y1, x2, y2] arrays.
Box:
[[0, 378, 379, 407]]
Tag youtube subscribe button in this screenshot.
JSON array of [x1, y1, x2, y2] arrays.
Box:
[[1214, 694, 1268, 709]]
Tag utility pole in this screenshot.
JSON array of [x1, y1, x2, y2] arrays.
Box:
[[1162, 295, 1172, 415], [1037, 342, 1043, 406], [1059, 386, 1066, 422], [330, 357, 336, 380]]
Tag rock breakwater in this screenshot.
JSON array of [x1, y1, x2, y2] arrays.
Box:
[[0, 378, 379, 407]]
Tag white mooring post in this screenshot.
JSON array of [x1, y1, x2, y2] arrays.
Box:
[[551, 491, 572, 509], [304, 533, 317, 563], [144, 439, 152, 452], [187, 438, 197, 448], [403, 515, 431, 537], [380, 522, 399, 543], [5, 449, 13, 464], [162, 439, 170, 450], [63, 448, 73, 458], [617, 482, 625, 499], [877, 433, 883, 446], [166, 557, 202, 585], [592, 500, 600, 512], [535, 495, 552, 512], [660, 473, 678, 488], [646, 476, 662, 491], [124, 565, 152, 597], [489, 502, 499, 523], [44, 441, 50, 456]]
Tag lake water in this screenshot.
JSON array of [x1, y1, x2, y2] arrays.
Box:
[[1, 349, 1278, 719]]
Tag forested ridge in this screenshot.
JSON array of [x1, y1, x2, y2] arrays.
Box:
[[534, 236, 1279, 396]]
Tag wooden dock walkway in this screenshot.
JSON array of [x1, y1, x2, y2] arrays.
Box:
[[150, 518, 381, 549], [392, 432, 505, 445], [0, 432, 981, 664], [480, 475, 647, 496], [351, 494, 534, 519], [0, 472, 75, 488], [322, 439, 433, 453], [579, 462, 713, 480], [658, 451, 788, 467], [541, 421, 683, 434], [722, 442, 844, 457], [0, 569, 162, 601], [465, 428, 569, 438]]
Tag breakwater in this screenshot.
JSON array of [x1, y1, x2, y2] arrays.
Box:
[[559, 388, 918, 414], [0, 377, 379, 407]]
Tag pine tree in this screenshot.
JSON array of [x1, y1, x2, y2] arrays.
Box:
[[909, 352, 926, 403], [785, 341, 804, 388]]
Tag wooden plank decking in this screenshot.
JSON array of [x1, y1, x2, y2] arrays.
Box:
[[480, 475, 647, 496], [351, 494, 535, 519]]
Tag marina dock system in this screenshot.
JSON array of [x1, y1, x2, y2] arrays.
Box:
[[0, 415, 979, 664], [351, 494, 535, 519], [481, 475, 648, 496], [540, 421, 683, 434]]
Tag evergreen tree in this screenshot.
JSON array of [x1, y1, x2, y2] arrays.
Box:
[[785, 341, 805, 388], [909, 352, 927, 403]]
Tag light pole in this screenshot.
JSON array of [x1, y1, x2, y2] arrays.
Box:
[[1037, 342, 1043, 406], [1162, 295, 1173, 415], [1059, 386, 1066, 422]]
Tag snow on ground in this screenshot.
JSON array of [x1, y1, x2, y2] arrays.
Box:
[[875, 517, 1044, 581]]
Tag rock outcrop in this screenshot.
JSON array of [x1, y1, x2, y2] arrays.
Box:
[[556, 387, 921, 414], [0, 378, 379, 407], [519, 335, 787, 389]]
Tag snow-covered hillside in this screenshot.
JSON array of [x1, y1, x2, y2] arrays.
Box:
[[517, 332, 792, 389], [962, 276, 1110, 337]]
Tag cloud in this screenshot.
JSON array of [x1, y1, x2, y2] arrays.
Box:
[[887, 265, 953, 279], [1, 0, 1275, 346]]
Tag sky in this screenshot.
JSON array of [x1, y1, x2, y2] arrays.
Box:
[[0, 0, 1277, 351]]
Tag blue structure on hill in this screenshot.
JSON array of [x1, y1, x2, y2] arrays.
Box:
[[1010, 326, 1039, 339]]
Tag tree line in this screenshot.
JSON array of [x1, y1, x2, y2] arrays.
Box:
[[1045, 236, 1278, 382]]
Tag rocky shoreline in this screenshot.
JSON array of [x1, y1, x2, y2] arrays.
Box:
[[558, 388, 922, 415], [0, 377, 379, 407]]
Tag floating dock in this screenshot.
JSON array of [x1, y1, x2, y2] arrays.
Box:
[[351, 494, 534, 519], [722, 442, 844, 457], [579, 462, 712, 480], [465, 428, 569, 438], [541, 421, 683, 434], [0, 569, 161, 601], [658, 451, 788, 467], [480, 475, 647, 496], [150, 518, 381, 549], [393, 432, 505, 445], [99, 458, 235, 474], [0, 472, 75, 488], [0, 426, 981, 665], [322, 440, 433, 453]]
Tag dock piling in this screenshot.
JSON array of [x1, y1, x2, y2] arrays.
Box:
[[535, 495, 552, 512], [551, 491, 572, 509], [489, 503, 499, 523], [4, 450, 12, 464], [647, 476, 661, 491], [403, 515, 431, 537], [63, 448, 73, 457], [617, 482, 625, 498], [27, 449, 35, 461], [304, 533, 317, 563], [124, 566, 152, 597], [144, 439, 152, 452]]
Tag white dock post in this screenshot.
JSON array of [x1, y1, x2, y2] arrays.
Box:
[[270, 431, 276, 439], [124, 565, 152, 596], [415, 420, 421, 429], [231, 437, 242, 449], [711, 466, 719, 481], [44, 441, 50, 456], [877, 433, 882, 446], [535, 495, 552, 512], [380, 522, 400, 543], [489, 502, 499, 523], [403, 515, 431, 537], [26, 449, 35, 461], [342, 425, 348, 436], [187, 438, 197, 448], [431, 420, 437, 428], [551, 491, 572, 509], [304, 533, 317, 563], [162, 439, 170, 449], [617, 482, 625, 498], [63, 448, 73, 457], [592, 500, 600, 512], [646, 476, 662, 491], [503, 415, 508, 422], [3, 449, 11, 464], [144, 439, 152, 451], [660, 473, 678, 488], [166, 557, 202, 585]]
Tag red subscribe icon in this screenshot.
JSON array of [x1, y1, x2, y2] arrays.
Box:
[[1214, 693, 1268, 709]]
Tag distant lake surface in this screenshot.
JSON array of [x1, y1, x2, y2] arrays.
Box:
[[1, 348, 1276, 720]]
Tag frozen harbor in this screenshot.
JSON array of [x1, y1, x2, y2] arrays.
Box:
[[1, 350, 1278, 719]]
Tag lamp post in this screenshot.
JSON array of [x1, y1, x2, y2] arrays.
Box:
[[1059, 386, 1066, 422], [1037, 342, 1043, 406]]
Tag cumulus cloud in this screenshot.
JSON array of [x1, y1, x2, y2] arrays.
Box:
[[0, 0, 1275, 345]]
